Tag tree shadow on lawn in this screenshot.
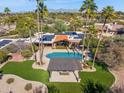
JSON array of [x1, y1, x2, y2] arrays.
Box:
[[95, 60, 109, 71]]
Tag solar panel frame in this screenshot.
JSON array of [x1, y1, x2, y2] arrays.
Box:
[[0, 40, 12, 48]]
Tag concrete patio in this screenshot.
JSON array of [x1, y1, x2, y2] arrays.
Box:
[[49, 71, 79, 82]]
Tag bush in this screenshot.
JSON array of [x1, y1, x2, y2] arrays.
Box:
[[33, 85, 43, 93], [6, 78, 15, 84], [28, 44, 38, 52], [97, 41, 124, 69], [110, 85, 124, 93], [81, 80, 107, 93], [21, 49, 32, 58], [56, 46, 66, 49], [0, 69, 3, 79], [2, 44, 18, 54], [116, 21, 124, 25], [7, 30, 18, 35], [0, 50, 7, 64], [48, 85, 59, 93], [24, 83, 32, 91]]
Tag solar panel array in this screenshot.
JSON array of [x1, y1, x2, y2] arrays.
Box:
[[0, 40, 12, 48], [64, 31, 84, 39], [37, 32, 84, 42], [40, 35, 55, 41], [77, 34, 84, 39], [64, 31, 77, 35]]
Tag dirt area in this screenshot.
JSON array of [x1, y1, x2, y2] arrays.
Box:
[[111, 67, 124, 88], [0, 74, 47, 93]]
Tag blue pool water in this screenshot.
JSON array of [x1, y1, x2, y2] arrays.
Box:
[[46, 52, 82, 60]]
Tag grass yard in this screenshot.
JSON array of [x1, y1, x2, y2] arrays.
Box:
[[1, 61, 49, 83], [1, 60, 115, 93]]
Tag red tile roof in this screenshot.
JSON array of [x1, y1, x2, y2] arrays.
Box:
[[54, 35, 69, 42]]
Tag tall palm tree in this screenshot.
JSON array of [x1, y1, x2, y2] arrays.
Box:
[[92, 6, 115, 67], [36, 0, 43, 65], [36, 0, 48, 65], [80, 0, 97, 40], [79, 0, 97, 62]]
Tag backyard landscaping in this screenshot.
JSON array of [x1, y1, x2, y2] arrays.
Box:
[[1, 60, 115, 93]]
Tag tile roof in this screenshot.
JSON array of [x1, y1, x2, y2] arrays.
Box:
[[54, 35, 69, 42]]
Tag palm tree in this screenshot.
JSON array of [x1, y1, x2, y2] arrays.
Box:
[[92, 6, 115, 67], [36, 0, 48, 65], [87, 24, 97, 50], [70, 17, 83, 31], [26, 17, 36, 59], [4, 7, 11, 14], [3, 7, 11, 29], [79, 0, 97, 62]]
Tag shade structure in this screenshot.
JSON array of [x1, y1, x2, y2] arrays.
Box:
[[48, 58, 82, 71]]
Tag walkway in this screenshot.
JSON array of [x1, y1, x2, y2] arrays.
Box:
[[111, 67, 124, 88]]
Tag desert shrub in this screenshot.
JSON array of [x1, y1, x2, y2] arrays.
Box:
[[24, 83, 32, 91], [109, 85, 124, 93], [81, 80, 107, 93], [0, 69, 3, 79], [6, 78, 15, 84], [96, 35, 124, 69], [28, 44, 38, 52], [0, 50, 7, 64], [55, 46, 66, 49], [7, 30, 18, 35], [21, 49, 32, 58], [48, 85, 59, 93], [2, 44, 18, 54], [33, 85, 43, 93]]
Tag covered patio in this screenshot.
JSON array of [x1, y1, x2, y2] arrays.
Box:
[[52, 35, 70, 48], [48, 58, 82, 82]]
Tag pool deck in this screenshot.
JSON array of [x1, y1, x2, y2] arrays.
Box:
[[32, 47, 77, 70], [32, 47, 96, 83], [32, 47, 96, 71]]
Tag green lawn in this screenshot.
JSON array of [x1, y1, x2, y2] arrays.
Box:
[[1, 60, 115, 93]]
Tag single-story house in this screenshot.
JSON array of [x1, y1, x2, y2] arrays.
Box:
[[33, 32, 84, 47]]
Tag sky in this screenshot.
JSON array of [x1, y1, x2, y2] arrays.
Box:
[[0, 0, 124, 12]]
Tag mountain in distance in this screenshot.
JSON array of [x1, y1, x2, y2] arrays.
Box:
[[49, 8, 79, 13]]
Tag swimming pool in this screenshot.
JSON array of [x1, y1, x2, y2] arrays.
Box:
[[46, 52, 82, 60]]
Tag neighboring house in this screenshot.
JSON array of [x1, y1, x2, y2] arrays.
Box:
[[109, 24, 124, 35], [95, 23, 124, 37]]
